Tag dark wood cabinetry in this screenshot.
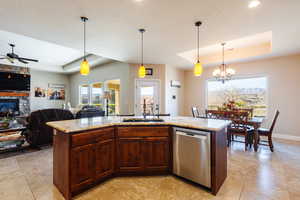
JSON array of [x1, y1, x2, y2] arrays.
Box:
[[116, 126, 171, 174], [95, 138, 115, 180], [58, 126, 171, 198], [52, 124, 226, 200], [143, 137, 170, 172], [70, 144, 95, 192], [117, 137, 144, 172], [69, 128, 115, 194]]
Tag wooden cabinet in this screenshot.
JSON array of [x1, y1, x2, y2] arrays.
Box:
[[143, 137, 170, 172], [117, 126, 171, 173], [117, 137, 144, 172], [70, 144, 95, 192], [70, 128, 115, 193], [95, 138, 115, 180], [53, 125, 226, 199], [55, 126, 171, 199]]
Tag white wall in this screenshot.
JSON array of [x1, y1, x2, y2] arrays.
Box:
[[183, 54, 300, 138], [165, 65, 185, 116], [69, 62, 131, 114], [30, 69, 69, 111]]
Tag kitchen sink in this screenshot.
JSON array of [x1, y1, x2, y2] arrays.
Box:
[[122, 118, 164, 122]]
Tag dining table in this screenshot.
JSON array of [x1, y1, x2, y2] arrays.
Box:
[[198, 115, 265, 152]]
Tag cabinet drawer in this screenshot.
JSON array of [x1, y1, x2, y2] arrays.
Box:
[[118, 126, 169, 137], [95, 128, 114, 142], [72, 128, 114, 147]]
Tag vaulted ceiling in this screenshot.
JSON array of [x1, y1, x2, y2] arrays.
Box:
[[0, 0, 299, 72]]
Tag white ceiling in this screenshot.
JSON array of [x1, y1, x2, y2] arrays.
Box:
[[0, 0, 300, 72], [0, 30, 82, 72]]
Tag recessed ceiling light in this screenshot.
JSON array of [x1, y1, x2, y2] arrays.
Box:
[[248, 0, 261, 8]]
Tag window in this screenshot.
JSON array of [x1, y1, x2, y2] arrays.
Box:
[[207, 77, 268, 117], [79, 84, 89, 105], [91, 83, 104, 107], [78, 80, 120, 115]]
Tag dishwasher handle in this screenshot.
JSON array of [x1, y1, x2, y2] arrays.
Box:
[[175, 131, 208, 140]]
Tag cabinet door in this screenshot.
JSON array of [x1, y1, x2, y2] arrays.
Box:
[[95, 139, 115, 180], [143, 137, 170, 172], [70, 144, 95, 192], [117, 137, 143, 172]]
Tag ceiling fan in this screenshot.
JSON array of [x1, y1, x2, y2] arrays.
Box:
[[0, 43, 39, 64]]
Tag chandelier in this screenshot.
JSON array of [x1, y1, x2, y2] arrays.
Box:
[[212, 43, 235, 83]]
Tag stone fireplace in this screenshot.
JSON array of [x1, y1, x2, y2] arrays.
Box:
[[0, 99, 19, 114], [0, 97, 30, 116], [0, 64, 30, 116]]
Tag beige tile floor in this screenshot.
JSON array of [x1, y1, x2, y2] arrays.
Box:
[[1, 139, 300, 200]]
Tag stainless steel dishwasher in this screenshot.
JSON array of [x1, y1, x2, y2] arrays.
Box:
[[173, 127, 211, 188]]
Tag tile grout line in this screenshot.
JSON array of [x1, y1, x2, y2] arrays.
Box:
[[238, 183, 244, 200], [15, 157, 37, 200], [237, 162, 246, 200], [276, 150, 292, 200]]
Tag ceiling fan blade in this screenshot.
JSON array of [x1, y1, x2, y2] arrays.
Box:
[[18, 58, 29, 64], [18, 57, 39, 62], [1, 56, 14, 63]]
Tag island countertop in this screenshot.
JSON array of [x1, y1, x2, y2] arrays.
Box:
[[47, 116, 231, 133]]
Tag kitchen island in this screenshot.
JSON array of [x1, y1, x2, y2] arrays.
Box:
[[47, 116, 231, 200]]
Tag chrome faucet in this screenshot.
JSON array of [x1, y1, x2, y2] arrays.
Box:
[[142, 100, 160, 119], [156, 104, 160, 118], [142, 99, 147, 119]]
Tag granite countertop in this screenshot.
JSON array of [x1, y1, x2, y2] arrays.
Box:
[[47, 116, 231, 134]]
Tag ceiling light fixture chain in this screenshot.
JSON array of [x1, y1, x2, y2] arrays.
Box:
[[139, 28, 145, 66], [221, 43, 225, 73], [197, 22, 200, 63], [81, 17, 88, 60]]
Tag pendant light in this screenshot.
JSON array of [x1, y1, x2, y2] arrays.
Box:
[[212, 43, 235, 84], [80, 16, 90, 76], [138, 28, 146, 78], [194, 21, 203, 77]]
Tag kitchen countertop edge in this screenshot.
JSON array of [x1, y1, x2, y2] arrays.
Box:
[[47, 117, 231, 134]]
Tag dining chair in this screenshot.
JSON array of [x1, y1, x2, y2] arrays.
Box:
[[227, 111, 254, 150], [234, 108, 254, 118], [258, 110, 280, 152], [191, 107, 200, 118]]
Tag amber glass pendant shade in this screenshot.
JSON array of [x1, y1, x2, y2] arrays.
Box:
[[80, 59, 90, 76]]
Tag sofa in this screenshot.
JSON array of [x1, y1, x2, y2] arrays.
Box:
[[75, 105, 105, 119], [24, 109, 74, 147]]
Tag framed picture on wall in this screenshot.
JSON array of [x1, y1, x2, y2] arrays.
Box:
[[34, 87, 46, 97], [48, 84, 65, 100], [145, 68, 153, 76]]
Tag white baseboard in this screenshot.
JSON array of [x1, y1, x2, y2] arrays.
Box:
[[273, 133, 300, 141]]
